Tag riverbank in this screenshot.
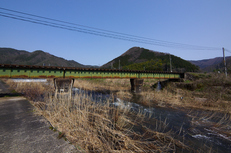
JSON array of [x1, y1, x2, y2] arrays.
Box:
[[73, 73, 231, 114]]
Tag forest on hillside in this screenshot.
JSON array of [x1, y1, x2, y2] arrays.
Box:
[[109, 48, 199, 72]]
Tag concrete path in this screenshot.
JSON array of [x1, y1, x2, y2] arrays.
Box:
[[0, 80, 77, 153]]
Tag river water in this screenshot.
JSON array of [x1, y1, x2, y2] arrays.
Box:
[[72, 88, 230, 152]]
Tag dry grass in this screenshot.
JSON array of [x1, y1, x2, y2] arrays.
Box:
[[103, 74, 231, 114], [172, 73, 231, 113], [5, 79, 54, 101], [72, 77, 231, 114], [35, 92, 191, 152], [6, 75, 230, 113], [3, 79, 193, 152], [73, 79, 131, 94], [4, 75, 230, 152]]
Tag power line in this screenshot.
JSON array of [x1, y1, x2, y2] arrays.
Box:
[[0, 12, 164, 45], [0, 8, 219, 50], [0, 7, 221, 51], [225, 49, 231, 54], [0, 12, 132, 39], [0, 8, 220, 50], [0, 12, 181, 47]]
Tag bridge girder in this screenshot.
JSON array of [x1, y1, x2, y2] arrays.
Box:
[[0, 64, 184, 80]]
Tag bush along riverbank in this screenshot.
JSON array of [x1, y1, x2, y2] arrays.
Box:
[[3, 73, 231, 152]]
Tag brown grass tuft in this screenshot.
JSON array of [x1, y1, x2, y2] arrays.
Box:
[[32, 92, 192, 152], [5, 79, 54, 101]]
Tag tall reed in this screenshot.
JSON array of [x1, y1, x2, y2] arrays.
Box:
[[36, 91, 191, 152]]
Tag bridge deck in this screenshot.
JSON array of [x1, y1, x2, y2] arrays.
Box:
[[0, 64, 184, 79]]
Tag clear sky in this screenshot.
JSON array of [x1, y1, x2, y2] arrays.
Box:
[[1, 0, 231, 66]]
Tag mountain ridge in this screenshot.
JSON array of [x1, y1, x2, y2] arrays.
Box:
[[189, 56, 231, 72], [2, 47, 229, 72], [101, 47, 199, 72], [0, 48, 85, 67]]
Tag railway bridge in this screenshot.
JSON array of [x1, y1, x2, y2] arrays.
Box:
[[0, 64, 184, 93]]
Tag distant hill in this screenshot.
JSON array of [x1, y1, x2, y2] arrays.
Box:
[[190, 57, 224, 69], [0, 48, 85, 67], [190, 56, 231, 72], [101, 47, 199, 72]]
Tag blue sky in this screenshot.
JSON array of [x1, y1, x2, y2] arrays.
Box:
[[1, 0, 231, 66]]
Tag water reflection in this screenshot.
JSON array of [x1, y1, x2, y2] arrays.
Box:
[[156, 81, 162, 91]]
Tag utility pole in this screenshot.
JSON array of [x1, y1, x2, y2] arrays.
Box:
[[223, 47, 228, 77], [169, 54, 172, 72]]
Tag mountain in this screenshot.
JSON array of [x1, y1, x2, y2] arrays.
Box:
[[190, 57, 224, 69], [101, 47, 199, 72], [190, 56, 231, 72], [0, 48, 85, 67]]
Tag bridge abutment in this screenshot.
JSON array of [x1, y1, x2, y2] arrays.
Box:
[[130, 79, 144, 93], [54, 78, 74, 99]]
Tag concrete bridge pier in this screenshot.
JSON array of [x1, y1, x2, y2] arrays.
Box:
[[130, 79, 144, 93], [54, 78, 74, 99]]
